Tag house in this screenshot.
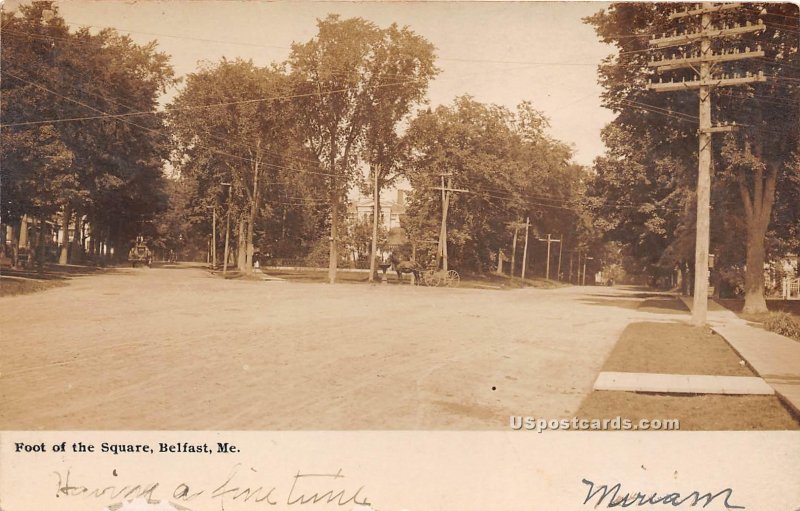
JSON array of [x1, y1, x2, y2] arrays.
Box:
[[346, 189, 409, 262], [774, 254, 799, 300], [347, 189, 407, 233]]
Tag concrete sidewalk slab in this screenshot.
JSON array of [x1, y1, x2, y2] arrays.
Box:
[[678, 295, 800, 413], [593, 371, 774, 395], [711, 321, 800, 414], [712, 322, 800, 379]]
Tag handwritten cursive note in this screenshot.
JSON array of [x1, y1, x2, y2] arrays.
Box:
[[53, 465, 370, 509]]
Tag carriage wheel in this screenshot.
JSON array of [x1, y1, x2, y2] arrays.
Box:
[[422, 269, 439, 287], [446, 270, 460, 287]]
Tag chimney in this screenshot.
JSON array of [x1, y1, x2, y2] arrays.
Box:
[[396, 189, 405, 206]]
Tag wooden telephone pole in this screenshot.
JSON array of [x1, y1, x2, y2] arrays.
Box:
[[206, 205, 216, 269], [557, 238, 564, 281], [508, 219, 529, 277], [510, 223, 519, 276], [537, 234, 562, 281], [521, 217, 531, 280], [221, 182, 232, 276], [433, 174, 468, 272], [648, 3, 765, 325]]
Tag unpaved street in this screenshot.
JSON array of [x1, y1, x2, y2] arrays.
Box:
[[1, 265, 672, 429]]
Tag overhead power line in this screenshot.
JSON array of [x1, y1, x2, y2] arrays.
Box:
[[1, 71, 342, 180], [0, 74, 426, 128]]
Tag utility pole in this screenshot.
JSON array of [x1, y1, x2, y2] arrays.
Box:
[[222, 182, 232, 277], [648, 4, 765, 325], [206, 205, 217, 269], [582, 255, 588, 286], [569, 250, 574, 284], [212, 206, 216, 269], [557, 237, 564, 281], [432, 175, 468, 272], [508, 220, 529, 278], [537, 234, 562, 281], [521, 217, 531, 280], [510, 224, 519, 277]]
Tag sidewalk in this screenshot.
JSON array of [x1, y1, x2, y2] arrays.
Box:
[[680, 296, 800, 415]]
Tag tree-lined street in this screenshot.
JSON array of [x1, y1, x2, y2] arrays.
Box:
[[1, 1, 798, 436]]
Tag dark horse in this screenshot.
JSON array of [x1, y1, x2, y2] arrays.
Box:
[[390, 252, 421, 284]]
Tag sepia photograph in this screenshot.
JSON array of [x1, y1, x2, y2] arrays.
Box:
[[1, 0, 799, 509]]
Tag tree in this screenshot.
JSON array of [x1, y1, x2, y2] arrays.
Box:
[[587, 123, 696, 283], [1, 1, 174, 266], [342, 214, 387, 268], [360, 23, 438, 281], [402, 96, 585, 273], [2, 2, 83, 266], [168, 59, 296, 272], [289, 15, 436, 283], [585, 3, 800, 310]]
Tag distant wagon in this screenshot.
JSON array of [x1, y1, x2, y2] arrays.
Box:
[[128, 236, 152, 267]]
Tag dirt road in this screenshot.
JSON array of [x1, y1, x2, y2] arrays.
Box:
[[1, 264, 672, 429]]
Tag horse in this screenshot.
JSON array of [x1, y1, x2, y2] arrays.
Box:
[[390, 252, 421, 284]]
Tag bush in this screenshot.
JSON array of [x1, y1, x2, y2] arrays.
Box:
[[764, 312, 800, 341], [304, 239, 330, 267]]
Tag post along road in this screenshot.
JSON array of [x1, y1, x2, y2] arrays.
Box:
[[0, 264, 670, 429]]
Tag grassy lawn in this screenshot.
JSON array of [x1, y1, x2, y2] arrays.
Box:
[[601, 321, 753, 376], [578, 393, 799, 430], [716, 298, 800, 342], [717, 298, 800, 322], [576, 317, 800, 430]]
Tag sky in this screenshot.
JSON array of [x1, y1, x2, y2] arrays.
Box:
[[6, 0, 617, 166]]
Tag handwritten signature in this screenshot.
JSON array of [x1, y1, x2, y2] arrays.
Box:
[[581, 478, 745, 509]]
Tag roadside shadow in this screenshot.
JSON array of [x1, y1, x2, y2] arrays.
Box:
[[576, 297, 642, 310], [0, 264, 118, 281], [150, 262, 206, 270], [585, 291, 672, 300], [576, 295, 689, 314], [638, 297, 690, 314]]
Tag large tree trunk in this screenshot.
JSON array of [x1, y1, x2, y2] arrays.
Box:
[[739, 153, 777, 314], [17, 215, 29, 267], [35, 216, 47, 270], [103, 230, 111, 266], [369, 165, 381, 283], [88, 225, 95, 263], [9, 219, 20, 268], [245, 219, 255, 272], [70, 213, 83, 263], [58, 204, 72, 265], [743, 220, 768, 313], [245, 159, 260, 274], [18, 214, 29, 250], [329, 190, 339, 284], [90, 222, 99, 263], [237, 217, 248, 271]]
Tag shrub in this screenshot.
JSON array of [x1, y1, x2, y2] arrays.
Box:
[[764, 312, 800, 341]]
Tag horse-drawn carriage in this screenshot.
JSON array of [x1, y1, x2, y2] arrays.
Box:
[[390, 253, 460, 287], [128, 236, 152, 267]]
